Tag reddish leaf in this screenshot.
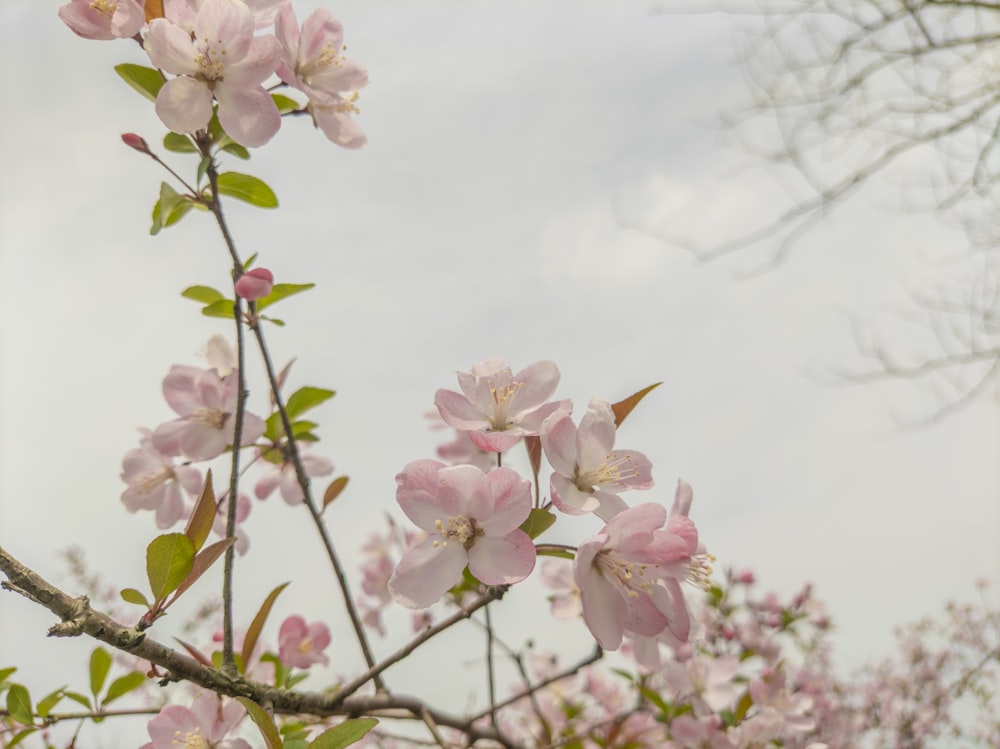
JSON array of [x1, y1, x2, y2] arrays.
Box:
[[524, 436, 542, 486], [174, 638, 214, 668], [169, 538, 236, 602], [184, 470, 216, 553], [271, 358, 296, 408], [322, 476, 349, 510], [611, 382, 662, 427], [241, 582, 290, 671]]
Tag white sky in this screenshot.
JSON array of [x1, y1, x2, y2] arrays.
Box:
[[1, 0, 998, 745]]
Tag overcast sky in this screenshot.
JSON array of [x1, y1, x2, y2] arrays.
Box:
[[1, 0, 998, 744]]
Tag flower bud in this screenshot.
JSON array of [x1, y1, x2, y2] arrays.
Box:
[[121, 133, 150, 153], [235, 267, 274, 301]]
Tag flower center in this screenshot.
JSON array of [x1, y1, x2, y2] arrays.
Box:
[[685, 552, 716, 591], [433, 514, 482, 549], [173, 727, 209, 749], [486, 376, 523, 430], [298, 637, 314, 654], [194, 38, 228, 81], [576, 452, 641, 490], [89, 0, 117, 18], [191, 407, 228, 430], [594, 551, 655, 599], [135, 467, 173, 496], [300, 41, 344, 80]]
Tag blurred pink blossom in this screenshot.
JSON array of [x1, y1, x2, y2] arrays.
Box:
[[59, 0, 145, 40], [278, 615, 331, 669]]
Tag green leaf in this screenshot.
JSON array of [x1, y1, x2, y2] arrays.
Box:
[[291, 420, 318, 436], [6, 683, 33, 725], [255, 283, 316, 312], [181, 285, 225, 305], [733, 689, 753, 723], [220, 142, 251, 160], [89, 648, 112, 697], [184, 470, 216, 553], [263, 412, 282, 443], [102, 672, 146, 706], [285, 386, 335, 420], [201, 299, 237, 319], [322, 476, 349, 510], [244, 252, 259, 270], [63, 691, 92, 710], [235, 698, 282, 749], [151, 182, 192, 235], [197, 156, 212, 186], [35, 687, 67, 718], [216, 172, 278, 208], [611, 382, 661, 427], [307, 718, 378, 749], [120, 588, 151, 608], [272, 93, 302, 114], [241, 582, 290, 671], [520, 508, 556, 540], [6, 727, 37, 749], [0, 667, 17, 684], [114, 63, 164, 102], [163, 132, 197, 153], [261, 316, 286, 327], [146, 533, 196, 601]]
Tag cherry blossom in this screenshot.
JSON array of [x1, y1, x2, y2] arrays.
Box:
[[541, 398, 653, 520], [573, 486, 710, 650], [274, 3, 369, 148], [142, 693, 251, 749], [663, 654, 741, 715], [152, 365, 266, 461], [212, 493, 251, 555], [234, 267, 274, 301], [254, 446, 333, 505], [58, 0, 145, 40], [278, 615, 331, 669], [121, 428, 203, 528], [435, 358, 570, 452], [145, 0, 281, 147], [388, 460, 536, 608]]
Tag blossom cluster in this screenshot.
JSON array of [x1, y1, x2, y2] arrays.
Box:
[[59, 0, 368, 148], [381, 357, 713, 653]]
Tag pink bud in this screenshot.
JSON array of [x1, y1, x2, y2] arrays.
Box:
[[235, 268, 274, 301], [121, 133, 150, 153]]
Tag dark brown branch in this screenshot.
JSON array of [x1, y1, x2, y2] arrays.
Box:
[[0, 545, 515, 748]]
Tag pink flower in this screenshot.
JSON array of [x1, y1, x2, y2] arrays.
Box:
[[152, 365, 266, 461], [59, 0, 145, 40], [541, 398, 653, 520], [142, 693, 251, 749], [121, 428, 203, 528], [234, 267, 274, 301], [145, 0, 281, 147], [212, 493, 251, 555], [254, 447, 333, 505], [388, 460, 536, 609], [663, 654, 741, 714], [573, 486, 709, 650], [435, 358, 569, 452], [278, 615, 331, 669], [274, 3, 368, 148]]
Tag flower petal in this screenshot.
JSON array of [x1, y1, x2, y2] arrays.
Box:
[[467, 531, 535, 585], [388, 538, 467, 609]]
